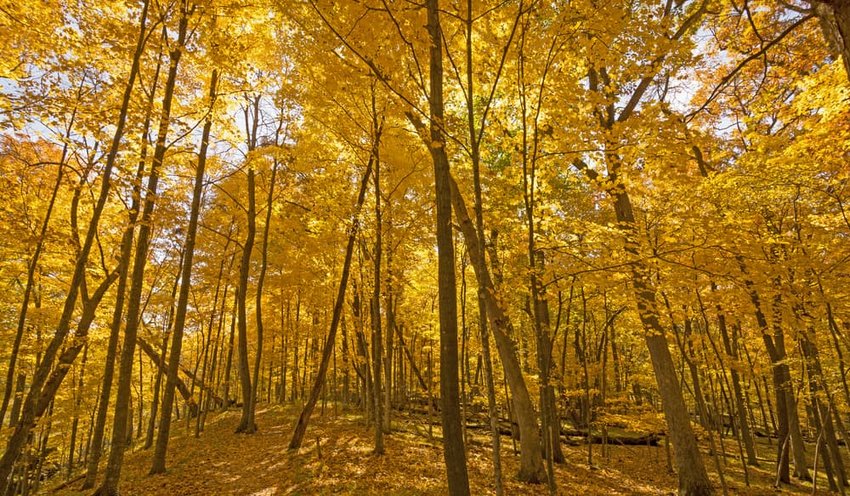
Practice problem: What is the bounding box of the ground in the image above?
[49,405,837,495]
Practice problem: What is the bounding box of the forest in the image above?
[1,0,849,494]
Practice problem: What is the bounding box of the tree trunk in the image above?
[289,150,375,450]
[742,272,793,481]
[444,175,545,483]
[8,373,25,428]
[370,94,385,454]
[148,68,218,476]
[234,95,261,434]
[97,10,189,493]
[144,329,170,449]
[426,2,470,493]
[717,309,758,465]
[223,292,237,408]
[800,327,848,487]
[610,185,712,496]
[250,154,279,430]
[0,125,70,427]
[384,240,394,433]
[235,165,257,433]
[814,0,850,80]
[0,271,116,492]
[0,0,149,487]
[66,342,88,479]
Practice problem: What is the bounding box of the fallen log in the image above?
[136,336,199,411]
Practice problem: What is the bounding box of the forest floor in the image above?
[49,404,836,495]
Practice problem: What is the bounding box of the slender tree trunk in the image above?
[33,400,55,493]
[8,373,25,429]
[234,95,261,434]
[384,236,394,433]
[801,326,848,487]
[517,17,564,470]
[770,297,810,481]
[250,153,279,430]
[717,308,758,465]
[204,254,233,420]
[97,10,189,493]
[149,68,218,474]
[741,268,793,481]
[370,94,385,454]
[235,165,257,433]
[141,237,184,454]
[289,150,376,450]
[0,114,73,427]
[443,175,545,483]
[223,292,237,409]
[0,271,116,492]
[0,0,149,487]
[281,297,289,404]
[66,342,88,479]
[144,329,170,449]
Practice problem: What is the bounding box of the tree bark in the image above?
[250,153,279,429]
[97,8,189,492]
[426,2,470,493]
[443,174,547,483]
[717,309,758,465]
[370,92,385,454]
[66,342,88,479]
[149,67,218,474]
[144,329,170,449]
[223,291,237,408]
[289,150,375,450]
[235,94,261,434]
[0,0,149,487]
[814,0,850,79]
[99,18,161,464]
[136,337,200,407]
[610,186,712,495]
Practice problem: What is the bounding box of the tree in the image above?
[149,67,219,474]
[425,1,470,493]
[0,0,151,487]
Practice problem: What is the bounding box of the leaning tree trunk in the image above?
[0,113,73,427]
[462,2,504,488]
[97,9,188,493]
[0,0,149,488]
[91,25,167,476]
[0,271,116,492]
[610,184,712,496]
[149,68,218,474]
[288,153,375,450]
[445,175,546,483]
